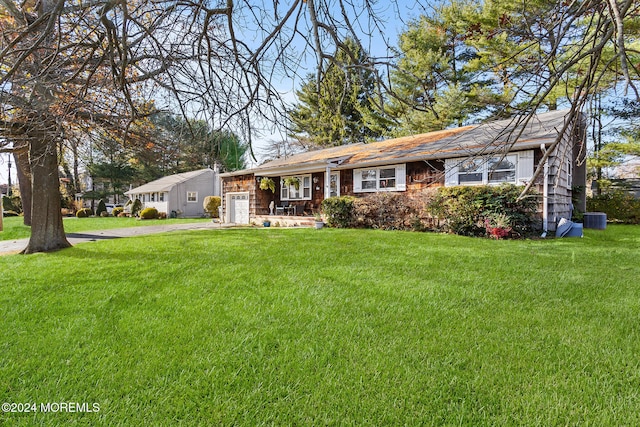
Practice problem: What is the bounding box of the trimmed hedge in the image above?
[321,196,356,228]
[322,185,539,239]
[353,192,424,231]
[139,207,159,220]
[587,191,640,224]
[76,208,93,218]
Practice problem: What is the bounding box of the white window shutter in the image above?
[517,150,535,184]
[354,169,362,192]
[444,158,459,187]
[396,164,407,191]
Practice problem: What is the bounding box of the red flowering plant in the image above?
[484,213,513,239]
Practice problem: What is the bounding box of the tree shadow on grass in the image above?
[54,230,216,261]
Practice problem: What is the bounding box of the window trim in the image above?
[187,191,198,203]
[354,164,406,193]
[280,174,312,201]
[446,154,523,187]
[487,155,517,184]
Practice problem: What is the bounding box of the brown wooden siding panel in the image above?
[406,160,444,192]
[341,169,354,196]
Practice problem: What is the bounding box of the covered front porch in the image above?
[220,158,350,224]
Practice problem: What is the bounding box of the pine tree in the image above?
[289,39,390,146]
[389,2,504,135]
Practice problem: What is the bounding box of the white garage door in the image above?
[229,192,250,224]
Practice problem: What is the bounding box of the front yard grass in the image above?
[0,225,639,425]
[0,216,212,241]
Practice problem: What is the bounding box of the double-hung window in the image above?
[187,191,198,202]
[354,164,406,192]
[445,151,532,187]
[458,159,484,184]
[281,174,312,201]
[488,156,517,184]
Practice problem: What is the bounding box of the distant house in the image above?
[125,168,220,217]
[220,110,587,230]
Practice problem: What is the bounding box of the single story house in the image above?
[220,110,587,231]
[125,167,220,217]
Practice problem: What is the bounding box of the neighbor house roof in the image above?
[125,168,214,195]
[222,110,581,177]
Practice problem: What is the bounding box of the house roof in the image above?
[222,110,580,177]
[125,168,214,195]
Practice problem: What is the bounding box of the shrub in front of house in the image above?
[427,185,540,238]
[139,207,159,220]
[321,196,357,228]
[112,207,124,217]
[76,208,93,218]
[96,200,107,217]
[353,193,419,231]
[587,190,640,224]
[131,199,142,217]
[203,196,221,218]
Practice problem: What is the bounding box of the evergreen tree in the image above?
[289,39,390,146]
[389,2,503,135]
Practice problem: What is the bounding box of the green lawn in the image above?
[1,225,639,425]
[0,216,212,241]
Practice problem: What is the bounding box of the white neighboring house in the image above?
[125,167,220,217]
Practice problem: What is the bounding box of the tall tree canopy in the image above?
[389,2,503,135]
[391,0,639,130]
[289,39,390,146]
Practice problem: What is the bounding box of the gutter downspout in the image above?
[541,143,549,238]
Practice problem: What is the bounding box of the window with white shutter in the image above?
[353,164,407,193]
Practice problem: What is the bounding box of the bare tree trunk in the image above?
[21,135,70,254]
[13,141,32,226]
